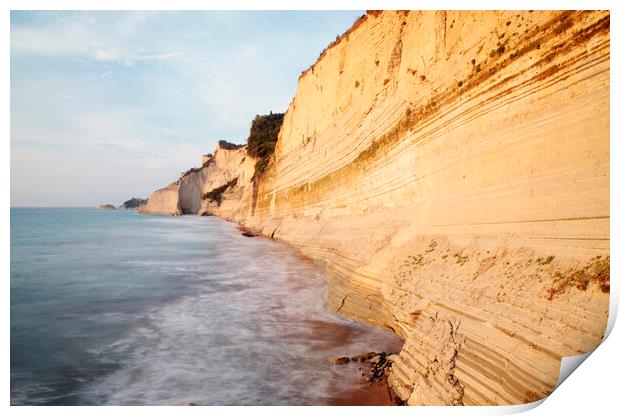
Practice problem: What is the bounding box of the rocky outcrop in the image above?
[95,204,116,210]
[118,197,147,209]
[142,10,610,405]
[139,182,181,215]
[140,142,247,215]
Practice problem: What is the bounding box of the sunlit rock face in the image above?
[140,142,247,216]
[143,10,610,405]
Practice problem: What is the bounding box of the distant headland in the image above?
[96,197,148,210]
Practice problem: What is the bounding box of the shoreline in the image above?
[233,220,405,404]
[329,379,396,406]
[327,352,405,406]
[245,224,405,405]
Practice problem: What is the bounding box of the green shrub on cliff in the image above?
[247,112,285,179]
[202,178,238,205]
[218,140,244,150]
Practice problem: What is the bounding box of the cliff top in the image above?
[299,10,393,79]
[217,140,244,151]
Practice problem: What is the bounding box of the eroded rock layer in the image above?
[140,142,247,216]
[142,10,610,405]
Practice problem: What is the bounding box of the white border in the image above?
[3,1,617,415]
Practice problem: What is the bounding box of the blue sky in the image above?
[10,11,361,207]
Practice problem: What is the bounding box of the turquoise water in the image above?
[11,208,400,405]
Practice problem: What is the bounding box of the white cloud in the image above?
[11,13,181,67]
[93,49,122,62]
[184,29,210,40]
[93,50,181,66]
[90,70,113,79]
[11,25,94,56]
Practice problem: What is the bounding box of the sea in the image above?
[10,208,401,405]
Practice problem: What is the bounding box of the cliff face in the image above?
[140,143,248,216]
[143,10,610,405]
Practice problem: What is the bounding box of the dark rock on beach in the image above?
[330,356,350,365]
[239,227,257,237]
[351,351,377,363]
[328,351,405,405]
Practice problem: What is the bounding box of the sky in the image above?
[10,11,361,207]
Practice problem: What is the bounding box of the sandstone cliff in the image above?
[140,142,247,216]
[143,10,610,405]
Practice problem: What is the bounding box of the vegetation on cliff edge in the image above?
[202,178,238,205]
[246,112,285,180]
[218,140,244,150]
[119,197,147,209]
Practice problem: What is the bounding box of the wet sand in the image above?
[328,379,396,406]
[300,316,403,406]
[242,235,405,405]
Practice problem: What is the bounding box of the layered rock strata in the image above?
[140,142,246,215]
[142,10,610,405]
